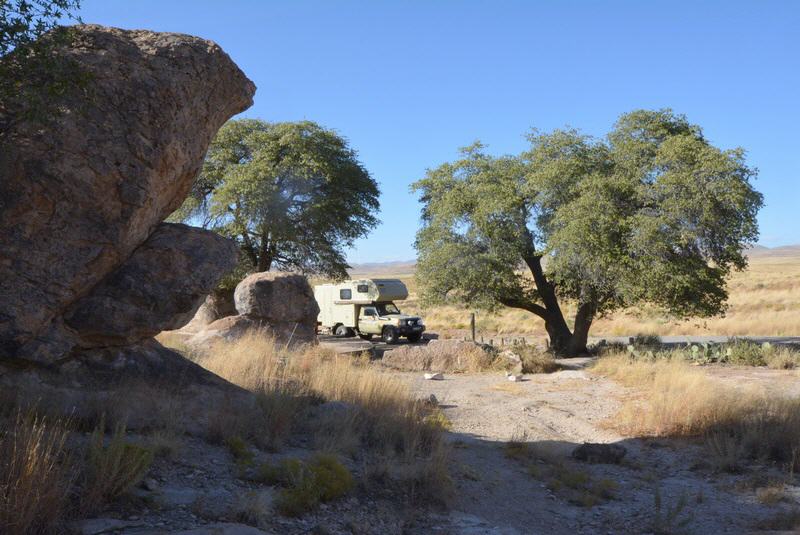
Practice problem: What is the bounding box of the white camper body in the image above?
[314,279,424,343]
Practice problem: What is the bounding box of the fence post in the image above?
[470,312,476,342]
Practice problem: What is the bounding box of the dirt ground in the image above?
[396,359,800,535]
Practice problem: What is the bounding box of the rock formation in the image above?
[0,24,255,396]
[187,272,320,350]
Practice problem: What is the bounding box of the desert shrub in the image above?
[632,334,662,347]
[268,455,354,516]
[80,423,153,514]
[725,338,766,366]
[423,408,452,432]
[765,347,800,369]
[651,487,692,534]
[232,490,271,527]
[225,436,254,466]
[0,412,73,535]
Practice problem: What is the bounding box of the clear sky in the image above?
[75,0,799,263]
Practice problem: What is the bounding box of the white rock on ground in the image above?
[424,372,444,380]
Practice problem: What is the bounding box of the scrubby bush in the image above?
[80,423,153,514]
[264,455,354,516]
[725,338,767,366]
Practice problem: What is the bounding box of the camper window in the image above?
[357,284,369,293]
[339,289,352,300]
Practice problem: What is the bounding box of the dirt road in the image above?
[395,362,798,534]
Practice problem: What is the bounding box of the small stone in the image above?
[424,372,444,380]
[142,477,159,492]
[428,393,439,405]
[508,374,522,382]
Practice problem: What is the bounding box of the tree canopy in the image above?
[174,119,380,281]
[413,109,763,355]
[0,1,85,134]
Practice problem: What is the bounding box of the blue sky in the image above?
[75,0,799,262]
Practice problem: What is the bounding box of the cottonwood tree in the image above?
[413,109,763,356]
[174,119,380,280]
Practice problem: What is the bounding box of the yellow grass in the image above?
[593,353,800,470]
[378,252,800,338]
[0,413,73,535]
[193,333,451,499]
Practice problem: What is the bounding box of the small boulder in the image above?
[424,372,444,380]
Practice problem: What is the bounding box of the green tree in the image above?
[0,1,85,134]
[413,109,763,356]
[174,119,380,280]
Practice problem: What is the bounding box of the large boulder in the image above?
[64,223,239,347]
[187,272,320,350]
[181,288,237,334]
[0,25,255,361]
[233,272,320,344]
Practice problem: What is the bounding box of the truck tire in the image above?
[358,333,373,341]
[407,332,422,343]
[382,326,399,344]
[334,324,350,337]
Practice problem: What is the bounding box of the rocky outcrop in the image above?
[181,289,237,334]
[0,25,255,366]
[65,223,238,347]
[187,272,320,350]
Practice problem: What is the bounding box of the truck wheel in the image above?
[407,333,422,343]
[382,326,399,344]
[358,333,373,341]
[334,324,349,337]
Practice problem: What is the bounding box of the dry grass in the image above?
[0,412,74,535]
[593,353,800,471]
[193,333,451,502]
[79,422,154,515]
[368,252,800,338]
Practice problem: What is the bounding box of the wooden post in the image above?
[470,312,476,342]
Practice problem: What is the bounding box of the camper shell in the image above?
[314,279,424,343]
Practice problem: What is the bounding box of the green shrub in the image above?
[225,436,254,466]
[309,454,354,501]
[424,409,452,432]
[271,455,354,516]
[726,338,766,366]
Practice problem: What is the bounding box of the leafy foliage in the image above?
[172,119,380,280]
[413,109,763,354]
[0,1,87,134]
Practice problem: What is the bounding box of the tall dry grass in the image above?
[193,333,451,500]
[593,353,800,470]
[0,413,73,534]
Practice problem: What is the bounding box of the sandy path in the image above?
[394,363,796,534]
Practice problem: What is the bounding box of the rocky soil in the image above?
[70,357,800,535]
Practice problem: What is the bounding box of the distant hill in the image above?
[348,260,416,277]
[347,245,800,278]
[746,244,800,257]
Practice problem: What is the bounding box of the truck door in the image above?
[358,306,380,334]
